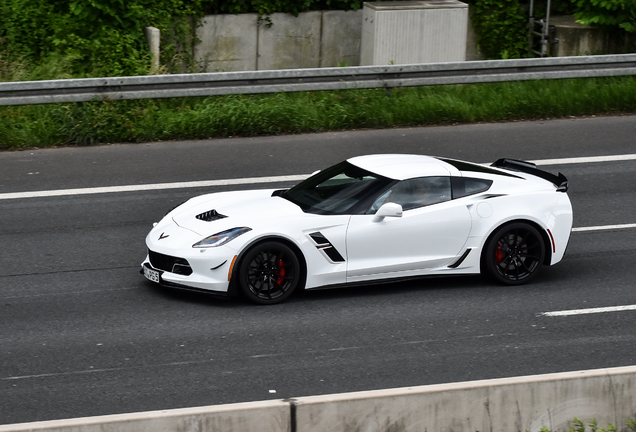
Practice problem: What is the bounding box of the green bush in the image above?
[465,0,528,59]
[0,0,203,77]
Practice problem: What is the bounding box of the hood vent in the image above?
[196,209,227,222]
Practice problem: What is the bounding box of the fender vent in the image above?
[448,249,472,268]
[196,210,227,222]
[309,232,345,263]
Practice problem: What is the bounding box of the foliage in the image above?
[0,0,368,78]
[464,0,528,59]
[0,0,205,77]
[1,76,635,150]
[572,0,636,32]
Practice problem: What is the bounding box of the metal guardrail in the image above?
[1,54,635,106]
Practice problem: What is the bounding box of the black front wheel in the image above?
[483,223,545,285]
[237,241,301,304]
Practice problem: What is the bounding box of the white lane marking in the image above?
[1,359,215,381]
[531,154,636,166]
[541,305,636,317]
[0,174,309,200]
[1,153,635,201]
[573,223,636,232]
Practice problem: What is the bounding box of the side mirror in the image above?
[373,202,403,222]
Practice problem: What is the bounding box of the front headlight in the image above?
[192,227,252,248]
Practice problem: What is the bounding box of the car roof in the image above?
[347,154,459,180]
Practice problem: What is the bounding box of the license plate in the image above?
[144,266,160,283]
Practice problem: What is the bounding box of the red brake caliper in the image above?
[277,259,286,285]
[495,244,503,262]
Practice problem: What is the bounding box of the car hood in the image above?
[169,189,303,236]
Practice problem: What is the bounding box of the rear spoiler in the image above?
[491,158,569,192]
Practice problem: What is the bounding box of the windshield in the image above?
[283,161,394,215]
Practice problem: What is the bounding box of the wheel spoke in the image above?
[519,259,532,272]
[518,230,530,246]
[265,277,273,299]
[272,279,286,291]
[499,250,512,262]
[525,241,539,251]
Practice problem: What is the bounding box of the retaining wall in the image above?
[194,10,364,72]
[2,366,635,432]
[193,8,481,72]
[165,10,634,73]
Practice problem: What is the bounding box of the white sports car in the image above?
[142,154,572,304]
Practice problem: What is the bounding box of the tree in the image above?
[572,0,636,32]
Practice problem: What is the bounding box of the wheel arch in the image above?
[479,219,552,273]
[228,235,308,296]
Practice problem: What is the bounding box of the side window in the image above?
[451,177,493,199]
[369,177,451,212]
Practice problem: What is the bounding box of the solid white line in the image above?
[572,223,636,232]
[2,153,635,201]
[0,174,309,200]
[541,305,636,317]
[531,154,636,166]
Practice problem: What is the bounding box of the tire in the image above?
[483,222,545,285]
[237,241,301,304]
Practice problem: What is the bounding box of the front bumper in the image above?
[142,221,238,293]
[141,250,233,294]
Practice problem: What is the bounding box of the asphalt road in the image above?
[1,115,636,425]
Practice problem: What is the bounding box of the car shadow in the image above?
[139,271,557,307]
[292,274,490,303]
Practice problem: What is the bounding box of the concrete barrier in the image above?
[295,366,636,432]
[0,400,290,432]
[2,366,635,432]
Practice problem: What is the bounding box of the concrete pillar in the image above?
[144,26,161,73]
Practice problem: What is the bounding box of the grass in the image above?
[540,418,636,432]
[1,75,635,150]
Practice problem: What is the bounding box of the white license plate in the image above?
[144,266,160,283]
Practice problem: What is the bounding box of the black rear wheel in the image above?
[238,241,301,304]
[483,222,545,285]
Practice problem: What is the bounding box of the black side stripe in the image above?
[309,232,345,262]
